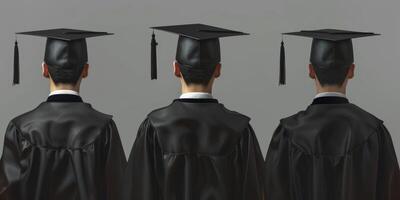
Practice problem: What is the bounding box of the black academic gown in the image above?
[0,94,127,200]
[265,97,400,200]
[123,99,265,200]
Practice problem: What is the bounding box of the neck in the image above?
[316,85,346,95]
[181,85,212,94]
[50,82,80,93]
[315,79,348,95]
[180,79,213,94]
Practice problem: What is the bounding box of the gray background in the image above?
[0,0,399,158]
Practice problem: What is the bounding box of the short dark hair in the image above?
[312,64,351,86]
[179,64,216,86]
[47,64,85,85]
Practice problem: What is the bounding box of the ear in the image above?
[347,64,355,79]
[173,61,182,78]
[42,62,50,78]
[81,64,89,79]
[308,64,316,79]
[214,63,221,78]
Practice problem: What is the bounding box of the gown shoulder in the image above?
[278,103,385,155]
[147,100,250,129]
[9,102,114,149]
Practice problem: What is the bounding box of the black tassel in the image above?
[151,31,158,80]
[279,40,286,85]
[13,39,20,85]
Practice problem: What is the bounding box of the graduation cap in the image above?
[279,29,379,85]
[13,28,113,85]
[149,23,249,80]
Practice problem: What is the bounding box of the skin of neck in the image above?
[315,78,348,95]
[180,78,214,94]
[49,78,81,93]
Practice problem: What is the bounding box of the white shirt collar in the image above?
[314,92,346,99]
[49,90,80,97]
[179,92,213,99]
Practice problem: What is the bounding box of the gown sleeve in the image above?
[264,124,291,200]
[0,122,23,200]
[104,119,127,200]
[240,125,265,200]
[376,124,400,200]
[123,118,162,200]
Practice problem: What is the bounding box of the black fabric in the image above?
[16,29,112,70]
[311,96,349,105]
[279,40,286,85]
[265,103,400,200]
[176,36,221,69]
[123,100,265,200]
[0,102,127,200]
[173,98,219,103]
[13,41,20,85]
[152,24,248,40]
[44,38,88,69]
[282,29,378,72]
[151,32,158,80]
[16,29,112,41]
[151,24,248,75]
[310,38,354,70]
[283,29,378,41]
[46,94,83,102]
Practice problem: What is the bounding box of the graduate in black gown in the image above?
[265,29,400,200]
[123,24,265,200]
[0,29,127,200]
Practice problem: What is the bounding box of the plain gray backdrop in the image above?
[0,0,399,158]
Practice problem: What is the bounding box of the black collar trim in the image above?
[173,98,219,103]
[311,96,349,105]
[46,94,83,103]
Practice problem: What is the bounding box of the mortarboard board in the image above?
[279,29,379,85]
[149,24,249,80]
[13,28,113,85]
